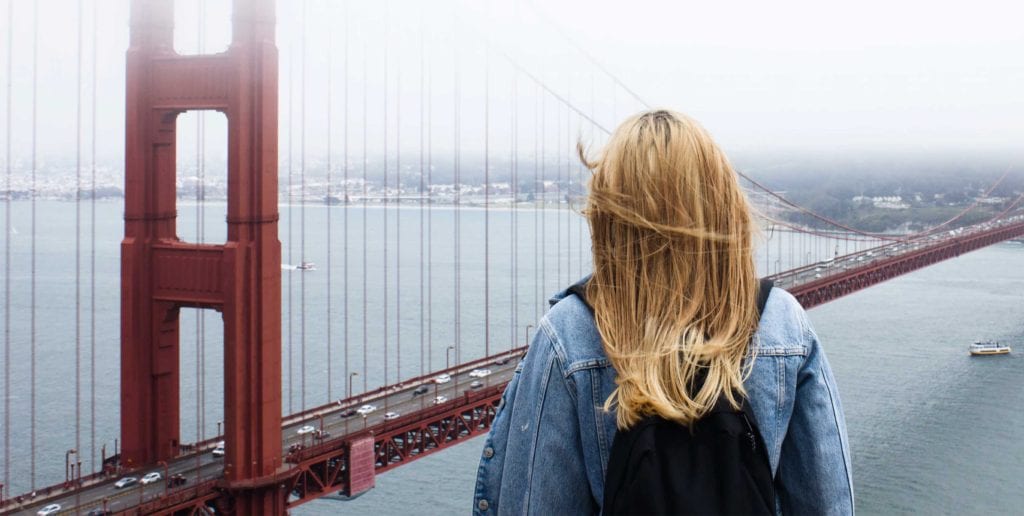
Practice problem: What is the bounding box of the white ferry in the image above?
[969,340,1011,356]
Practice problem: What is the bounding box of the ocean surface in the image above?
[2,200,1023,514]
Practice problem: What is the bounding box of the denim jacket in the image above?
[473,279,854,515]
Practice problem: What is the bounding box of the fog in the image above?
[1,0,1022,175]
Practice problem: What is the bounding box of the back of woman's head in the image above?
[581,109,759,429]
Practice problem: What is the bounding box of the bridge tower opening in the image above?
[121,0,284,513]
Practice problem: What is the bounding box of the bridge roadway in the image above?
[2,349,523,515]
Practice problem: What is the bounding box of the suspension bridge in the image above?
[1,1,1023,514]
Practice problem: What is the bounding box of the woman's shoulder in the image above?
[751,287,814,357]
[540,279,611,371]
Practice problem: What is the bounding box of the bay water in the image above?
[1,200,1022,514]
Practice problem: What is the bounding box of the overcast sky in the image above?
[1,0,1022,173]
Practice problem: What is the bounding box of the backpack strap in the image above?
[569,278,774,319]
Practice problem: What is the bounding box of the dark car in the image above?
[167,474,188,488]
[86,509,111,516]
[492,357,511,366]
[412,385,430,396]
[339,408,357,418]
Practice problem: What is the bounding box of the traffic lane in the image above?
[11,451,222,515]
[284,359,521,441]
[314,367,518,438]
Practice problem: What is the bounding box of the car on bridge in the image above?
[357,404,377,416]
[384,412,400,421]
[340,407,358,418]
[114,476,138,489]
[432,395,448,405]
[141,472,162,485]
[167,473,188,488]
[469,369,491,378]
[296,425,316,435]
[212,440,225,457]
[434,373,452,384]
[470,380,484,390]
[36,504,61,516]
[413,385,430,396]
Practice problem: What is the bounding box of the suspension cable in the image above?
[286,17,294,414]
[382,2,389,399]
[300,0,307,412]
[342,0,350,399]
[419,5,425,376]
[484,39,490,357]
[325,0,333,402]
[75,0,83,492]
[89,0,97,473]
[30,0,37,489]
[3,0,12,494]
[361,31,368,393]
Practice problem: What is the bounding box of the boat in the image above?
[969,340,1011,356]
[296,261,317,271]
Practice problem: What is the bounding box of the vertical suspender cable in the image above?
[325,1,333,402]
[2,0,11,493]
[426,41,433,373]
[286,16,294,414]
[30,0,37,489]
[342,0,350,398]
[194,0,203,476]
[484,39,490,357]
[89,0,98,471]
[554,95,560,287]
[453,10,461,365]
[565,98,570,281]
[418,6,425,376]
[361,34,368,393]
[300,0,308,411]
[539,91,545,311]
[510,63,518,351]
[395,9,402,382]
[382,3,389,393]
[533,86,539,325]
[196,0,207,445]
[75,0,83,488]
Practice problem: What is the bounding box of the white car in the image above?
[37,504,62,516]
[114,476,138,489]
[212,441,225,457]
[469,369,491,378]
[356,404,377,416]
[141,472,162,485]
[432,395,448,405]
[296,425,316,435]
[434,373,451,384]
[384,412,400,421]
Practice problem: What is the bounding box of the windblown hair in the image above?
[581,110,760,429]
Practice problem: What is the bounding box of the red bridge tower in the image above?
[121,0,284,512]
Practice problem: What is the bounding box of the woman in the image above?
[473,110,853,515]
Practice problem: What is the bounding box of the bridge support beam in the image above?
[122,0,284,513]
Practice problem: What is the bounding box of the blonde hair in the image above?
[580,110,760,429]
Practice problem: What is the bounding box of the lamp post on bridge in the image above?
[525,324,533,347]
[158,460,168,497]
[348,372,359,399]
[65,449,77,486]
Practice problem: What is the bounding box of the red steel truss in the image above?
[789,221,1024,308]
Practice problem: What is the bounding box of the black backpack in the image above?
[567,278,775,516]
